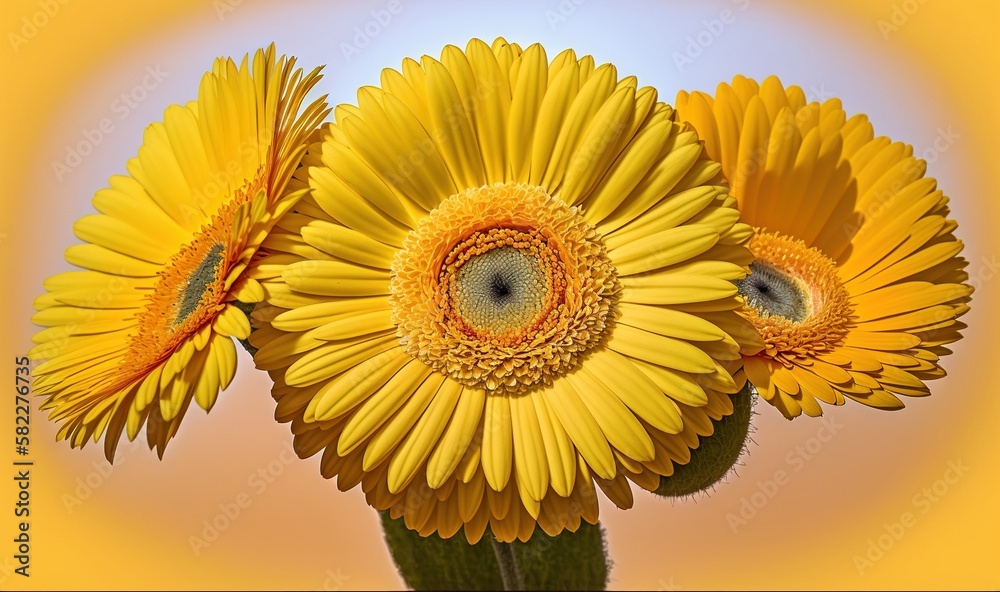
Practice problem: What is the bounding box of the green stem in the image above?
[490,537,523,591]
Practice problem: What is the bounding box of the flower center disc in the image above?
[737,230,853,360]
[115,169,266,387]
[446,231,564,346]
[736,261,811,323]
[390,182,620,393]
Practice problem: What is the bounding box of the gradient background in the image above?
[1,0,998,589]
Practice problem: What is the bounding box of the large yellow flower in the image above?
[675,75,972,418]
[30,45,329,460]
[250,38,762,543]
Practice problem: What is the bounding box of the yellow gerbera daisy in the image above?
[30,45,329,460]
[250,38,762,543]
[675,75,972,418]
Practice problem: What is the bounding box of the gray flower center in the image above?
[453,246,548,333]
[175,243,225,326]
[735,262,810,322]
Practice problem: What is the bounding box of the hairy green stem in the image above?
[490,537,524,591]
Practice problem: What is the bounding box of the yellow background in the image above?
[1,0,997,589]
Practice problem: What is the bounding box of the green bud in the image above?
[654,383,754,497]
[379,511,609,590]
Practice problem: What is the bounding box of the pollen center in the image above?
[390,182,620,393]
[114,167,266,389]
[736,262,810,322]
[176,243,226,326]
[446,230,565,346]
[739,230,853,361]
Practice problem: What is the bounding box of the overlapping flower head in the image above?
[249,38,763,543]
[675,75,971,418]
[30,45,330,460]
